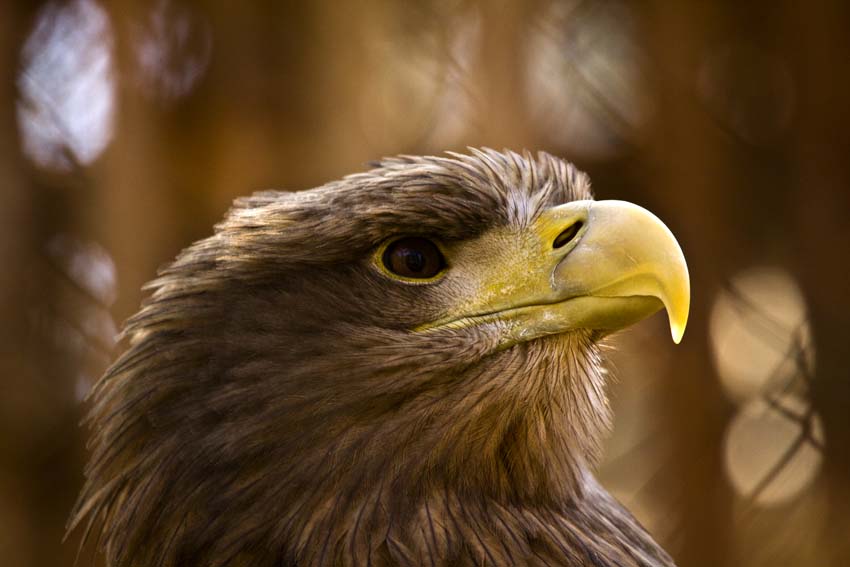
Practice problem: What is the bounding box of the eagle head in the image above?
[72,149,689,566]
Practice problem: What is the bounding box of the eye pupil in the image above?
[382,237,446,280]
[405,250,425,273]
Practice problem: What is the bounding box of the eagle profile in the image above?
[70,149,689,566]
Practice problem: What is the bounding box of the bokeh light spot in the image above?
[710,266,814,402]
[47,235,117,306]
[16,0,115,171]
[525,1,649,158]
[132,0,213,102]
[724,395,823,507]
[358,4,478,150]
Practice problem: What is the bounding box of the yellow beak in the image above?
[542,199,690,343]
[419,200,690,346]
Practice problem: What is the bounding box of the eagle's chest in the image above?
[283,490,674,567]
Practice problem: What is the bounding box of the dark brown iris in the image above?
[382,237,446,279]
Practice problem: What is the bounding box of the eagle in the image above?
[70,149,689,567]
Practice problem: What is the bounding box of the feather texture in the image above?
[70,149,674,566]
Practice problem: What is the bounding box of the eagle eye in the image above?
[381,237,446,280]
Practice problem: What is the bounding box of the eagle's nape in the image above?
[69,148,689,566]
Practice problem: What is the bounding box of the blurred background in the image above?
[1,1,849,565]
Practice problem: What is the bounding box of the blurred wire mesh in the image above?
[1,1,848,566]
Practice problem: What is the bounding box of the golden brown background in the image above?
[1,1,848,566]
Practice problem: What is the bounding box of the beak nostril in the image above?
[553,221,583,249]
